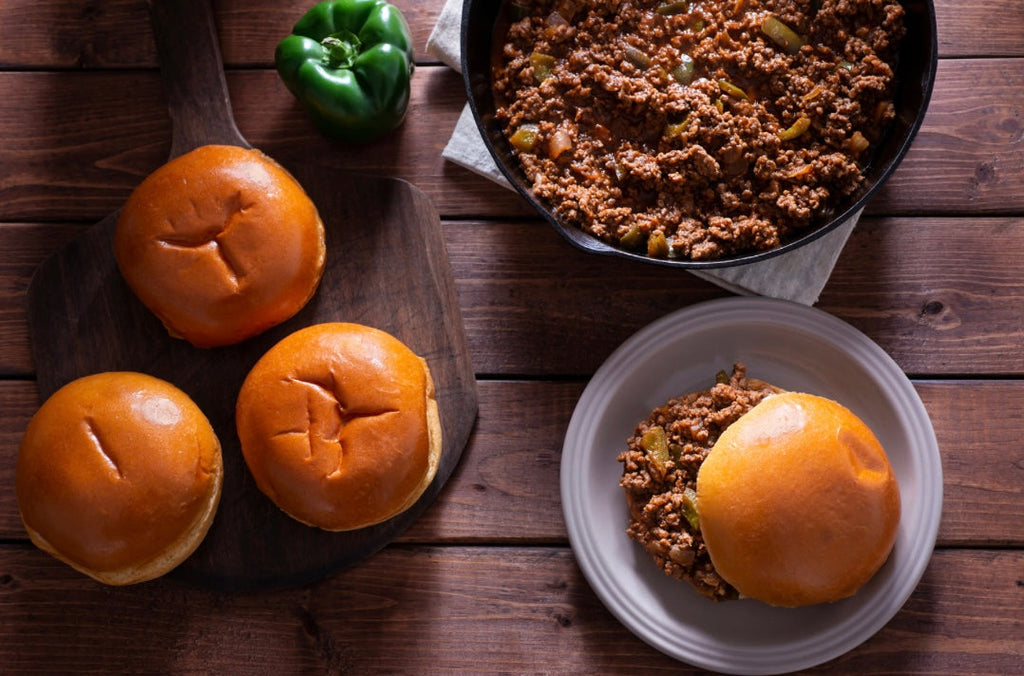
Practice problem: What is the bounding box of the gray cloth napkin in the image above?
[427,0,858,305]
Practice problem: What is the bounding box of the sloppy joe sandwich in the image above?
[618,364,900,606]
[114,144,326,348]
[236,322,442,532]
[16,372,223,585]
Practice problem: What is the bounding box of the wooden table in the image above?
[1,1,1021,672]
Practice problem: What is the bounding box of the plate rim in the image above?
[560,297,943,674]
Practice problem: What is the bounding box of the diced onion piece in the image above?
[548,128,573,159]
[802,84,825,103]
[546,11,568,27]
[623,45,651,69]
[761,15,806,54]
[847,130,870,155]
[786,163,814,179]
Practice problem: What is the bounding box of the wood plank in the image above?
[1,0,1021,68]
[2,380,1022,547]
[867,59,1024,216]
[0,0,443,70]
[0,223,85,378]
[0,545,1020,674]
[4,215,1023,378]
[822,216,1024,375]
[0,60,1022,221]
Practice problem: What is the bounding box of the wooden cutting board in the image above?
[25,0,478,590]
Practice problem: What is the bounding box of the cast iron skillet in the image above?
[461,0,937,269]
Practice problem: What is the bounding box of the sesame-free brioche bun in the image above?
[236,323,442,532]
[16,372,223,585]
[695,392,900,607]
[114,144,326,348]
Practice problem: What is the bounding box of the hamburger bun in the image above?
[16,372,223,585]
[114,144,326,348]
[236,322,442,531]
[696,391,900,607]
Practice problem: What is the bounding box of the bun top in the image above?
[695,392,900,607]
[236,323,442,532]
[114,144,326,348]
[16,372,223,585]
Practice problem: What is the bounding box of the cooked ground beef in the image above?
[492,0,905,260]
[617,364,781,599]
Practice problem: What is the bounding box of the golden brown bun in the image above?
[236,323,442,531]
[114,144,326,348]
[696,392,900,607]
[16,372,223,585]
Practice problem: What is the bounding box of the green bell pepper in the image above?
[275,0,414,144]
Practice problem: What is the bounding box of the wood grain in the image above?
[3,216,1023,379]
[1,0,1022,672]
[2,380,1022,547]
[1,59,1022,222]
[1,0,1022,68]
[0,546,1020,674]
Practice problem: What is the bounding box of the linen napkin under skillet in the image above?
[426,0,861,305]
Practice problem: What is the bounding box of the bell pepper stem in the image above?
[321,31,361,69]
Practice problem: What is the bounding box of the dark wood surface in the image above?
[1,0,1022,673]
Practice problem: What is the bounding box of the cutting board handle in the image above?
[148,0,250,158]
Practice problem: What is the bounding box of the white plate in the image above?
[561,297,942,675]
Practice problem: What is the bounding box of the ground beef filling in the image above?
[493,0,905,260]
[617,364,781,600]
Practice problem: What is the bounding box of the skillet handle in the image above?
[148,0,250,158]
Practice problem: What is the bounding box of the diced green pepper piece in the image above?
[619,224,643,249]
[718,78,750,101]
[664,114,691,139]
[670,54,695,84]
[761,15,806,54]
[669,443,685,462]
[509,123,540,152]
[647,231,670,258]
[641,425,671,465]
[681,486,700,530]
[530,51,556,82]
[778,115,811,141]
